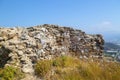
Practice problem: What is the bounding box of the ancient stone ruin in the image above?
[0,24,104,73]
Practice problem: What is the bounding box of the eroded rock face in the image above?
[0,24,104,73]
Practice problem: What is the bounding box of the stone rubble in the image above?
[0,24,104,73]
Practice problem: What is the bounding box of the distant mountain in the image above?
[104,42,120,50]
[103,32,120,43]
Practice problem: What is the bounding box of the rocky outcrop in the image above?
[0,24,104,73]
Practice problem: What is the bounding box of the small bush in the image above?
[52,56,67,67]
[35,60,52,78]
[52,56,79,68]
[0,66,24,80]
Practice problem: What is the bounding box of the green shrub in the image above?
[0,66,24,80]
[35,60,52,78]
[52,56,67,67]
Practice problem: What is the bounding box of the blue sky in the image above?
[0,0,120,41]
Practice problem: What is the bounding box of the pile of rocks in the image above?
[0,24,104,73]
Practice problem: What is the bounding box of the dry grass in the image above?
[35,56,120,80]
[35,60,52,78]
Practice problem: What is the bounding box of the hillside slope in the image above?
[104,42,120,50]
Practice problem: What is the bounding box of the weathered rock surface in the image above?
[0,24,104,74]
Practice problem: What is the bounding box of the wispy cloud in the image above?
[101,21,111,26]
[95,21,113,32]
[84,21,119,33]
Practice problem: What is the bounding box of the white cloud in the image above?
[101,21,111,26]
[80,21,120,41]
[82,21,120,34]
[95,21,112,32]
